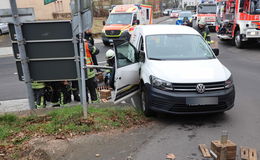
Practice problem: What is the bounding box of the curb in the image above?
[0,47,13,57]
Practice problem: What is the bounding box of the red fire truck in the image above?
[216,0,260,48]
[195,3,217,30]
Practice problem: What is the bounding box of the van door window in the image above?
[138,36,144,51]
[116,42,137,68]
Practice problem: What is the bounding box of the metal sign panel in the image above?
[9,21,72,41]
[72,10,93,34]
[10,21,78,82]
[12,41,75,59]
[44,0,57,5]
[70,0,92,15]
[0,0,11,9]
[0,8,35,23]
[16,60,78,81]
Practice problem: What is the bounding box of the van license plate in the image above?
[186,97,218,106]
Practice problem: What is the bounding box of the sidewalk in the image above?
[0,99,29,113]
[0,47,12,57]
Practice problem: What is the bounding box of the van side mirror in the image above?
[139,51,145,62]
[212,48,219,56]
[239,8,243,12]
[103,21,106,26]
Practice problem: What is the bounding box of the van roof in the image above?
[111,4,138,13]
[137,25,200,36]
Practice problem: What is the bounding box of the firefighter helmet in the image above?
[199,17,206,25]
[106,49,115,60]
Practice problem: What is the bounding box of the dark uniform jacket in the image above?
[193,25,211,42]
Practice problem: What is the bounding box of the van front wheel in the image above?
[141,85,154,117]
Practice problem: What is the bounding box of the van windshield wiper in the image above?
[149,58,165,60]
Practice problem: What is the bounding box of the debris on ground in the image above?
[199,131,258,160]
[241,147,257,160]
[166,153,176,160]
[199,144,211,158]
[211,140,237,160]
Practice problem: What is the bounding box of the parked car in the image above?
[163,9,172,16]
[112,25,235,116]
[176,11,193,25]
[0,23,9,35]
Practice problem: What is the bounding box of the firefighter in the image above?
[84,29,101,72]
[31,81,46,108]
[48,82,60,107]
[182,17,192,27]
[71,81,80,102]
[85,40,100,103]
[193,17,212,44]
[47,81,71,107]
[104,49,115,88]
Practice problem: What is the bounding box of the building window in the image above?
[55,0,64,12]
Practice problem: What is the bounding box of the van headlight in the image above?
[224,76,233,88]
[150,75,173,91]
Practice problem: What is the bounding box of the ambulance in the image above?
[102,4,153,46]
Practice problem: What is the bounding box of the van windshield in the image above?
[250,0,260,14]
[146,34,215,60]
[198,5,217,14]
[179,12,192,18]
[106,13,133,25]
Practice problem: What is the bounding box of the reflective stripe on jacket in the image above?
[85,42,95,79]
[32,82,45,89]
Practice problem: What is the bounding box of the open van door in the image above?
[113,40,141,106]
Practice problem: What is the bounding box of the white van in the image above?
[112,25,235,116]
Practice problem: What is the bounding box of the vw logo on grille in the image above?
[111,30,115,34]
[196,84,205,94]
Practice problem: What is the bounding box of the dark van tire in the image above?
[141,84,155,117]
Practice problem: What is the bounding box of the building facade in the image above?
[16,0,71,20]
[12,0,161,20]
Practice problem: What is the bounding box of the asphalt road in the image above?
[59,18,260,159]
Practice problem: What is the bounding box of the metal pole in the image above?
[72,27,83,105]
[77,0,88,118]
[9,0,35,110]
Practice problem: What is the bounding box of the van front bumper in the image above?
[102,32,130,44]
[145,84,235,114]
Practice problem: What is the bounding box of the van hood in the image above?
[103,24,131,31]
[145,59,231,83]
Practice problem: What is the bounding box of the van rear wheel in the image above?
[141,84,154,117]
